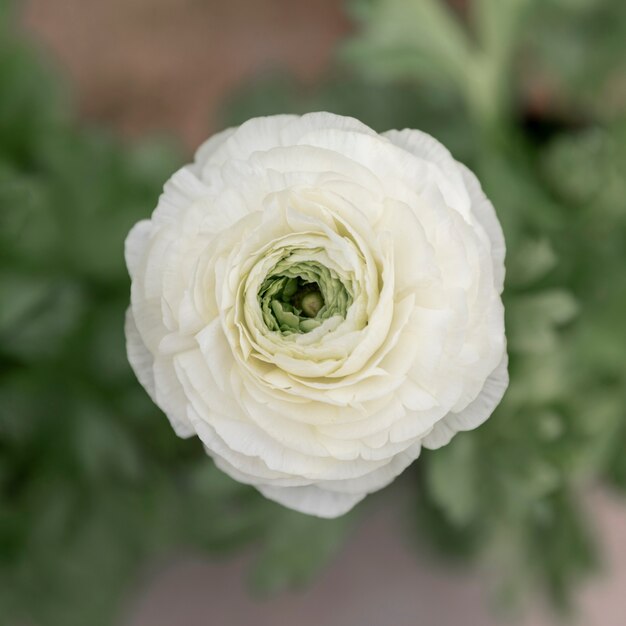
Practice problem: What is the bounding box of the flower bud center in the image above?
[299,289,324,318]
[256,256,352,335]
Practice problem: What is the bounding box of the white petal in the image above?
[126,309,195,439]
[258,483,365,519]
[153,357,196,438]
[125,308,156,402]
[383,128,471,217]
[204,112,377,168]
[192,126,236,170]
[422,352,509,449]
[457,161,506,293]
[124,220,152,280]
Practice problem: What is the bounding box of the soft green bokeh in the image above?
[1,1,625,624]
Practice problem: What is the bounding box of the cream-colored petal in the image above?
[257,483,365,519]
[422,352,509,449]
[125,309,195,438]
[124,220,153,280]
[125,309,156,402]
[457,162,506,294]
[383,128,470,217]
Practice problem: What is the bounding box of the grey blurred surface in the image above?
[124,489,626,626]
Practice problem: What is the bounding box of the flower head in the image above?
[125,113,507,517]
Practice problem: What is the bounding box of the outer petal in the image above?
[256,441,421,518]
[457,162,506,293]
[202,112,377,169]
[384,128,505,293]
[383,128,470,217]
[192,126,236,170]
[257,483,365,519]
[125,309,156,402]
[422,352,509,449]
[125,309,195,438]
[124,220,153,280]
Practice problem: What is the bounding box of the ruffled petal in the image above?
[422,352,509,449]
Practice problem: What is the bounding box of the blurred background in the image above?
[1,0,626,624]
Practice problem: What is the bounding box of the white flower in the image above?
[125,112,507,518]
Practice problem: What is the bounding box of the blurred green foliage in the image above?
[1,0,626,624]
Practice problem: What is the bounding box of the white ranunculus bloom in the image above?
[125,112,508,518]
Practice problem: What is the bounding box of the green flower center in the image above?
[258,255,352,334]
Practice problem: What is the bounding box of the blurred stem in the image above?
[464,56,510,142]
[463,0,534,142]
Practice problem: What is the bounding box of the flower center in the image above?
[257,256,352,334]
[299,289,324,318]
[285,279,325,318]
